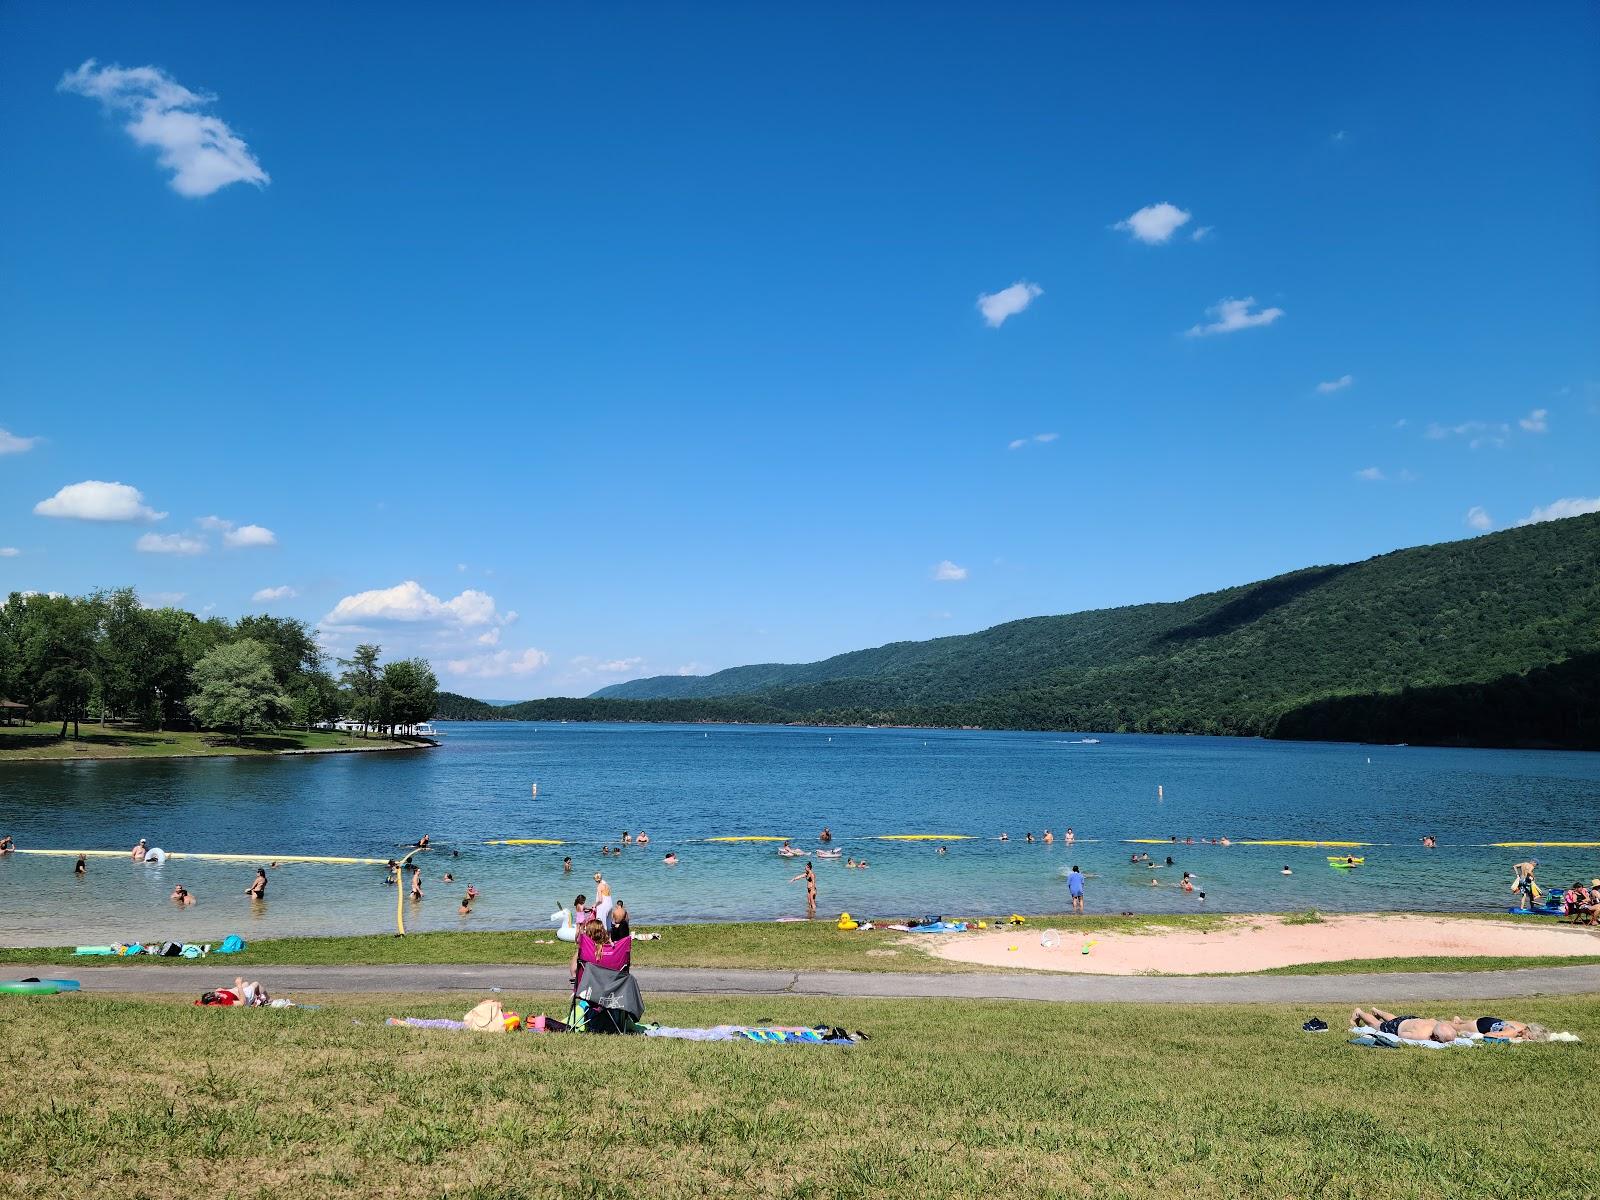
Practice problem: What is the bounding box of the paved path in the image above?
[16,962,1600,1003]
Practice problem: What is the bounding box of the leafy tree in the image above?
[188,639,291,739]
[233,614,323,695]
[381,657,440,733]
[339,643,383,735]
[18,594,99,738]
[290,669,343,731]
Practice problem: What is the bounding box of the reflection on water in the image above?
[1,723,1597,945]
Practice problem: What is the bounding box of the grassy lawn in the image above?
[0,992,1594,1199]
[0,915,1230,972]
[0,721,425,761]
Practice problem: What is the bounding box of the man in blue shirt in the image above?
[1067,865,1085,914]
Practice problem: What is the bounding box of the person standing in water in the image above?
[1067,865,1086,914]
[790,862,817,917]
[74,853,87,876]
[562,856,572,874]
[819,826,833,844]
[410,866,424,900]
[245,868,267,900]
[131,839,148,862]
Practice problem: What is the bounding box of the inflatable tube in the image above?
[484,839,565,846]
[707,836,791,842]
[1492,841,1600,848]
[551,908,577,943]
[144,848,167,866]
[1507,906,1565,917]
[1328,862,1359,870]
[1326,856,1365,864]
[875,835,975,841]
[0,981,69,995]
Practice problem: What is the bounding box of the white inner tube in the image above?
[144,848,167,866]
[551,908,577,943]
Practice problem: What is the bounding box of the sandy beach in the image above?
[923,913,1600,974]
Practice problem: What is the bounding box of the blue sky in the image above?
[2,4,1596,698]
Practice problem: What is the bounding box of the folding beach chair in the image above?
[566,935,643,1034]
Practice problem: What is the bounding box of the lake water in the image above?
[2,722,1598,946]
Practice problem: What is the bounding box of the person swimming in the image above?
[663,852,678,865]
[1281,865,1293,875]
[936,845,947,855]
[442,872,454,883]
[171,885,195,906]
[999,832,1009,842]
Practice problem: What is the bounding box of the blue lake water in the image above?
[2,722,1598,945]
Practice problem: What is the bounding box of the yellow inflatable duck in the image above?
[836,912,859,931]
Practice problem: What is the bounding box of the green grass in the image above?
[0,992,1594,1199]
[0,721,426,761]
[0,914,1233,972]
[1250,953,1600,976]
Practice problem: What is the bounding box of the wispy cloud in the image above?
[59,59,269,198]
[1465,506,1493,531]
[0,428,40,455]
[1317,374,1354,394]
[34,480,166,522]
[1425,421,1510,450]
[142,591,187,608]
[252,585,297,602]
[1518,408,1549,433]
[444,647,550,678]
[1516,496,1600,526]
[0,548,19,558]
[1354,467,1384,481]
[136,532,206,555]
[932,560,969,582]
[1186,297,1283,337]
[1008,432,1059,450]
[1114,202,1192,245]
[197,515,277,547]
[977,281,1042,328]
[1190,226,1213,242]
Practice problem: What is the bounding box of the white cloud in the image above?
[223,523,276,548]
[476,627,501,646]
[675,663,708,676]
[136,532,207,555]
[0,428,40,455]
[323,580,506,628]
[1519,408,1549,433]
[595,657,645,673]
[196,515,232,531]
[1008,432,1059,450]
[1354,467,1384,481]
[1465,506,1493,531]
[34,480,166,522]
[1187,297,1284,337]
[933,560,969,582]
[1190,226,1213,242]
[456,562,468,572]
[1317,374,1354,394]
[58,59,269,198]
[977,281,1042,328]
[251,585,297,602]
[1515,496,1600,526]
[1115,202,1192,245]
[141,591,187,608]
[0,547,19,557]
[1425,421,1509,450]
[444,647,550,678]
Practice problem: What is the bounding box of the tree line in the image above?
[0,588,438,740]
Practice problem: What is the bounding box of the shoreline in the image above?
[0,723,436,764]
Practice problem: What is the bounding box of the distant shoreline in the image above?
[0,723,436,764]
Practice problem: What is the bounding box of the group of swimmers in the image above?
[999,827,1078,844]
[600,831,651,856]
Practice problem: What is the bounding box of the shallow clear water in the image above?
[2,723,1598,945]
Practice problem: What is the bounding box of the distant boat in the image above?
[1080,738,1101,745]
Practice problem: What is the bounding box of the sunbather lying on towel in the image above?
[1447,1015,1549,1041]
[1351,1008,1459,1043]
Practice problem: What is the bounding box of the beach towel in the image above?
[1347,1027,1474,1050]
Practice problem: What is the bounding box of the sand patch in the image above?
[923,914,1600,975]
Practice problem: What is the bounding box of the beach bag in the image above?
[462,999,508,1032]
[160,941,183,958]
[217,935,246,955]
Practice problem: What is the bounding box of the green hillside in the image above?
[566,515,1600,748]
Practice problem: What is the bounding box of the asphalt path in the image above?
[14,962,1600,1003]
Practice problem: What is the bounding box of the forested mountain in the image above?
[560,515,1600,748]
[434,691,500,721]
